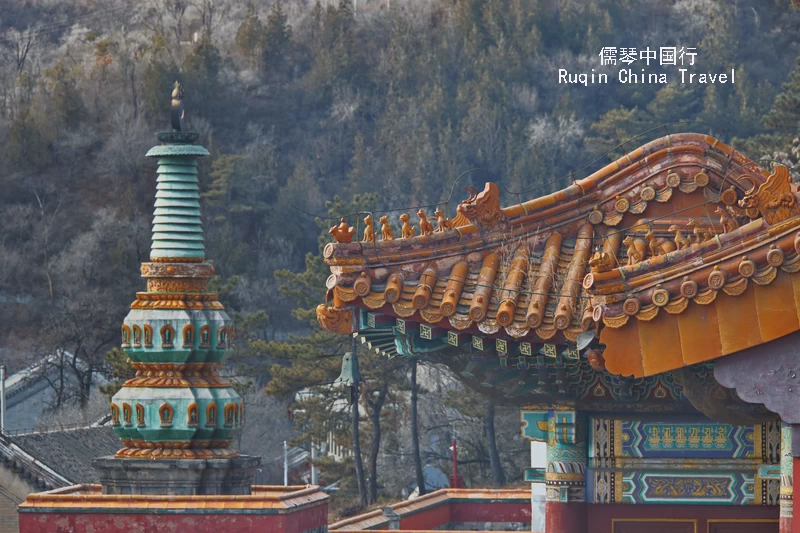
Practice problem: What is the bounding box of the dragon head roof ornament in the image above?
[453,182,508,232]
[738,165,799,224]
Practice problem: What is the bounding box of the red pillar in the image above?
[546,501,587,533]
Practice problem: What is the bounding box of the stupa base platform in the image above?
[18,483,328,533]
[92,455,261,495]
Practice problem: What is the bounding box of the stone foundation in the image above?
[92,455,260,495]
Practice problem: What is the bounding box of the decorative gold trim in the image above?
[326,257,367,266]
[141,262,214,278]
[694,290,718,305]
[131,300,225,310]
[636,304,659,321]
[603,211,623,226]
[505,323,530,339]
[134,293,219,302]
[449,315,473,330]
[535,326,558,339]
[629,199,647,214]
[115,446,238,459]
[603,314,629,328]
[392,303,416,318]
[655,186,673,202]
[545,472,585,482]
[124,363,230,388]
[479,319,501,335]
[563,328,581,343]
[149,257,205,263]
[753,266,777,286]
[335,286,357,302]
[664,297,688,314]
[781,254,800,273]
[362,293,386,309]
[420,309,443,324]
[722,278,748,296]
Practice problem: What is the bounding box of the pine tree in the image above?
[764,58,800,133]
[584,106,649,158]
[699,4,736,71]
[7,111,50,171]
[235,4,266,68]
[264,0,292,81]
[44,59,86,132]
[645,83,701,129]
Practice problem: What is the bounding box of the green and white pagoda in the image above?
[93,83,259,495]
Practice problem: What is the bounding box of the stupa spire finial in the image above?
[145,82,209,262]
[171,81,184,132]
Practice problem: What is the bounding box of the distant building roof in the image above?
[2,352,109,433]
[0,426,120,491]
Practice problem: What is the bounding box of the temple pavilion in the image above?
[317,133,800,533]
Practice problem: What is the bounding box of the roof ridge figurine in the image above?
[329,217,354,243]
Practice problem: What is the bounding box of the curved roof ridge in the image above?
[324,133,766,269]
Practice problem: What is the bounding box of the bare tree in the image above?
[410,358,426,495]
[32,186,63,301]
[192,0,232,41]
[141,0,191,64]
[0,26,39,119]
[363,381,388,504]
[485,398,506,486]
[2,27,37,75]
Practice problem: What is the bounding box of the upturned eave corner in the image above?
[316,303,355,335]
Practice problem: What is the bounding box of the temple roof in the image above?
[318,133,800,381]
[1,426,120,490]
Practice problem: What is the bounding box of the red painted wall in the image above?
[589,504,779,533]
[397,500,530,530]
[397,503,451,530]
[451,501,531,523]
[547,501,586,533]
[19,507,327,533]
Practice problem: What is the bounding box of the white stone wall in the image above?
[530,440,546,533]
